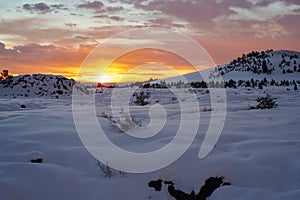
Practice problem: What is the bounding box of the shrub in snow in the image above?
[97,161,125,177]
[97,161,113,177]
[30,158,43,163]
[202,107,214,112]
[100,111,142,132]
[134,91,151,106]
[250,93,277,110]
[115,112,142,132]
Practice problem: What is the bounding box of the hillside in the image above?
[150,50,300,90]
[0,74,90,98]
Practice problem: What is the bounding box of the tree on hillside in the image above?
[262,60,268,74]
[293,80,298,91]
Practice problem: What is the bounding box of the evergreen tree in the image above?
[270,79,275,86]
[262,60,268,73]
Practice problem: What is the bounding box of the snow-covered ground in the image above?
[1,50,299,199]
[0,86,300,200]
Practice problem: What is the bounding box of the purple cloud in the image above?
[75,35,91,40]
[65,23,77,28]
[77,1,104,10]
[94,15,124,21]
[227,1,300,21]
[23,3,50,13]
[22,2,67,14]
[51,4,68,10]
[94,5,124,13]
[146,18,185,29]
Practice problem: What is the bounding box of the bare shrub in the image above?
[100,110,142,132]
[97,161,126,178]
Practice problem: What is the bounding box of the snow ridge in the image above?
[0,74,78,98]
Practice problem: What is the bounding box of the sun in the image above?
[97,75,114,83]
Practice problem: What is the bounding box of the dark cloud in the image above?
[146,18,185,29]
[77,1,104,10]
[22,3,67,14]
[94,15,124,21]
[65,23,77,28]
[94,5,124,13]
[51,4,68,10]
[112,0,147,6]
[108,16,124,21]
[78,2,124,15]
[75,35,91,40]
[23,3,50,13]
[74,36,98,44]
[105,6,124,12]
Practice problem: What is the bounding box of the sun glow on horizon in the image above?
[97,75,115,83]
[72,47,213,83]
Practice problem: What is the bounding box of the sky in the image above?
[0,0,299,82]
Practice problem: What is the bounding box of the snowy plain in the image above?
[0,86,300,200]
[0,50,300,200]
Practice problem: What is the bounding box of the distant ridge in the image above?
[0,74,90,98]
[151,49,300,90]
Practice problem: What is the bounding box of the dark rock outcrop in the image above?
[148,179,163,191]
[149,176,230,200]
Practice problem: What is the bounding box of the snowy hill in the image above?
[152,50,300,90]
[0,74,90,98]
[1,85,300,200]
[218,50,300,78]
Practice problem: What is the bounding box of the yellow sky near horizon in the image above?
[75,48,207,83]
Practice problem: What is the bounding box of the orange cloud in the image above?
[0,42,93,81]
